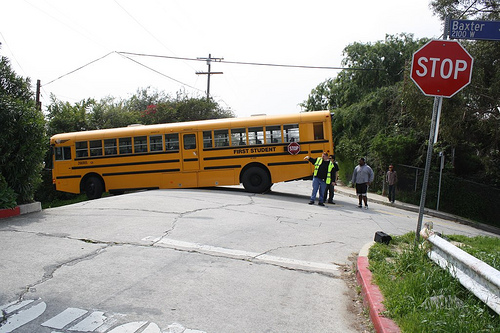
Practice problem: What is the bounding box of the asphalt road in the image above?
[1,181,497,333]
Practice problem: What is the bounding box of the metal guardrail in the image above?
[420,227,500,315]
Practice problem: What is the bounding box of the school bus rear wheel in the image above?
[242,167,271,193]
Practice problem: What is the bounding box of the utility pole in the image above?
[196,54,223,101]
[36,79,41,111]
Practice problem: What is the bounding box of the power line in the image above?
[23,0,110,51]
[44,52,115,86]
[117,51,382,71]
[117,52,201,91]
[221,59,368,71]
[112,0,196,72]
[0,32,27,76]
[42,50,383,94]
[44,51,202,93]
[113,0,177,57]
[458,0,478,19]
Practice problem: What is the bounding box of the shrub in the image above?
[0,56,47,204]
[0,173,17,209]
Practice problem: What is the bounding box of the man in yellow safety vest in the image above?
[304,152,335,206]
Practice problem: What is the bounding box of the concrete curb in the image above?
[356,255,401,333]
[0,202,41,219]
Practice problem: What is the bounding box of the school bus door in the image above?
[52,145,78,193]
[181,133,200,171]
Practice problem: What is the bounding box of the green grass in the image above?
[368,232,500,333]
[41,193,110,209]
[41,194,89,209]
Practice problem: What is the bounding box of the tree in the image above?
[88,96,141,130]
[302,34,426,185]
[46,94,94,136]
[429,0,500,185]
[301,14,500,225]
[430,0,499,21]
[0,56,46,204]
[126,86,170,113]
[302,33,423,111]
[140,90,234,125]
[46,88,234,134]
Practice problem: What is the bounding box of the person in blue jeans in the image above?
[304,152,335,206]
[386,164,398,203]
[323,155,339,204]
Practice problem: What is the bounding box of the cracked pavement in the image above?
[1,181,495,333]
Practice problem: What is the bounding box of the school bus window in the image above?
[134,136,148,153]
[165,134,179,150]
[75,141,88,158]
[183,134,196,150]
[284,124,300,142]
[104,139,117,155]
[248,127,264,145]
[265,125,282,144]
[231,128,247,146]
[214,129,229,147]
[150,135,163,152]
[90,140,103,156]
[203,131,212,148]
[313,122,324,140]
[55,146,71,161]
[119,137,132,154]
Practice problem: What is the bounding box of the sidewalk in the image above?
[335,184,500,236]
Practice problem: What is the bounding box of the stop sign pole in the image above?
[414,95,442,243]
[410,35,473,243]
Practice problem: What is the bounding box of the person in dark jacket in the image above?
[386,164,398,203]
[323,155,339,204]
[304,152,336,206]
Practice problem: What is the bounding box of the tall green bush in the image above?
[0,56,47,204]
[0,173,17,209]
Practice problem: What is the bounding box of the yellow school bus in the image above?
[50,111,333,199]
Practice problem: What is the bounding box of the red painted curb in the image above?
[357,256,401,333]
[0,206,20,219]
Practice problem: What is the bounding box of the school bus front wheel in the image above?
[84,175,104,200]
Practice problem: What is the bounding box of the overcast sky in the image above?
[1,0,443,118]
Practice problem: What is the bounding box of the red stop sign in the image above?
[287,142,300,155]
[411,40,473,98]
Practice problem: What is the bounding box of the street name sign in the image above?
[449,19,500,41]
[410,40,473,98]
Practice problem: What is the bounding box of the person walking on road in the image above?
[386,164,398,203]
[323,155,339,204]
[305,152,335,206]
[351,157,374,209]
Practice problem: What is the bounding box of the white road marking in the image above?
[166,322,205,333]
[106,321,147,333]
[94,317,119,333]
[141,322,161,333]
[149,237,340,276]
[0,301,46,333]
[1,299,34,314]
[42,307,88,329]
[1,299,206,332]
[69,311,106,331]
